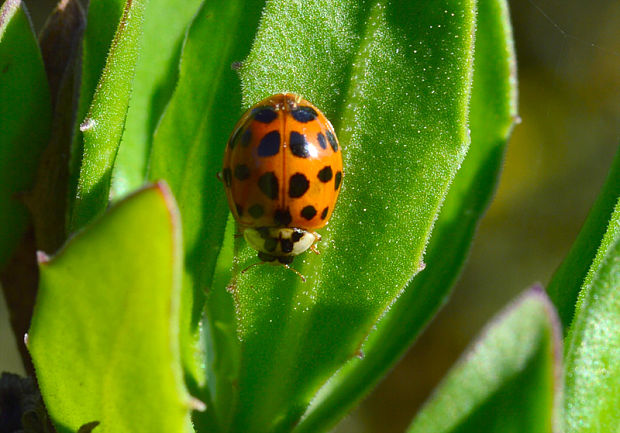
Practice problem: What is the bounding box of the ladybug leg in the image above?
[241,252,273,275]
[282,264,306,283]
[234,226,246,238]
[240,255,306,283]
[310,231,322,255]
[240,262,307,283]
[276,255,306,282]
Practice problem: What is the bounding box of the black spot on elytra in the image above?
[280,238,294,253]
[248,204,264,219]
[264,237,277,252]
[253,107,277,123]
[274,208,292,226]
[291,106,318,123]
[258,131,280,157]
[236,203,243,216]
[301,205,317,220]
[258,172,278,200]
[222,168,232,187]
[291,231,304,242]
[234,164,250,180]
[289,173,309,198]
[241,129,252,147]
[334,171,342,190]
[317,132,327,149]
[321,206,329,219]
[326,130,339,152]
[290,131,310,158]
[317,166,333,182]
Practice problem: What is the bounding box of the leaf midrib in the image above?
[235,2,391,428]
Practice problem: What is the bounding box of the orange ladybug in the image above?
[222,93,343,274]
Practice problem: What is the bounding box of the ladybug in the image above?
[221,93,343,277]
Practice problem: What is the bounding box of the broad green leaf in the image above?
[0,0,51,268]
[563,198,620,432]
[111,0,203,197]
[296,0,517,429]
[69,0,147,231]
[407,287,563,433]
[68,0,124,211]
[226,1,476,431]
[148,0,265,389]
[29,183,193,433]
[547,149,620,333]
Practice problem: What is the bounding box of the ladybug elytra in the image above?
[221,93,343,277]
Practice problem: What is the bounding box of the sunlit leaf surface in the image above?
[296,0,517,428]
[29,183,192,433]
[69,0,147,231]
[214,1,477,431]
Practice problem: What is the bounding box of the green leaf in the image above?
[224,1,475,431]
[193,214,238,433]
[296,0,517,429]
[68,0,124,210]
[148,0,265,389]
[0,0,51,268]
[29,183,193,433]
[69,0,147,232]
[407,287,563,433]
[563,197,620,432]
[111,0,203,197]
[547,148,620,333]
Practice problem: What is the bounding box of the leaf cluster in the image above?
[0,0,618,432]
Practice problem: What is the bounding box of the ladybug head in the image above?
[257,251,294,265]
[241,227,318,282]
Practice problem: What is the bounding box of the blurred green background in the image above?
[1,0,618,432]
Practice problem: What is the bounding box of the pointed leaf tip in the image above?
[563,197,620,432]
[406,285,563,433]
